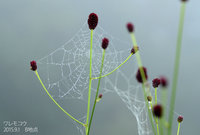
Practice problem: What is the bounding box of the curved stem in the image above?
[86,30,93,134]
[88,50,105,135]
[35,70,85,126]
[92,54,133,80]
[168,3,186,135]
[131,33,157,135]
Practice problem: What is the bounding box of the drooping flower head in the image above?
[136,67,148,83]
[102,38,109,49]
[131,46,139,54]
[30,60,37,71]
[127,23,134,33]
[160,76,168,88]
[88,13,98,30]
[177,115,183,123]
[153,104,163,118]
[152,78,161,88]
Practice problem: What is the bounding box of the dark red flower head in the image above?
[30,60,37,71]
[127,23,134,33]
[136,67,148,83]
[177,115,183,123]
[131,46,139,54]
[98,94,103,99]
[181,0,188,2]
[88,13,98,30]
[153,104,163,118]
[102,38,109,49]
[152,78,161,88]
[160,76,168,88]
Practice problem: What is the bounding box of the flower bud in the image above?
[177,115,183,123]
[153,104,163,118]
[88,13,98,30]
[127,23,134,33]
[30,61,37,71]
[102,38,109,49]
[152,78,161,88]
[136,67,148,83]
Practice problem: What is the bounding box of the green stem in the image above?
[88,50,106,135]
[177,123,181,135]
[154,88,160,135]
[92,54,133,80]
[86,30,93,134]
[131,33,156,135]
[35,71,85,126]
[168,3,186,135]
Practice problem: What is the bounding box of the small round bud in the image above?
[181,0,188,2]
[147,96,152,102]
[160,76,168,88]
[131,46,139,54]
[127,23,134,33]
[177,115,183,123]
[30,60,37,71]
[152,78,161,88]
[98,94,103,99]
[153,104,163,118]
[136,67,148,83]
[88,13,98,30]
[102,38,109,49]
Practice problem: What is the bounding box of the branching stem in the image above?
[86,30,94,134]
[88,50,106,135]
[92,54,133,80]
[35,71,85,126]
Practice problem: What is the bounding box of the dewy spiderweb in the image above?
[37,23,179,135]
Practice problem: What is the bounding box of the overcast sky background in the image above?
[0,0,200,135]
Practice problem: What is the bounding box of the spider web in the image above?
[37,23,180,135]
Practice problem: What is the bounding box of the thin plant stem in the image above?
[161,88,167,135]
[131,32,156,135]
[168,3,186,135]
[155,88,158,104]
[35,71,85,126]
[154,88,160,135]
[87,50,106,135]
[177,123,181,135]
[86,30,93,134]
[92,54,133,80]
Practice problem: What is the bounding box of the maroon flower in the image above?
[98,94,103,99]
[102,38,109,49]
[152,78,161,88]
[160,76,168,87]
[181,0,188,2]
[136,67,148,83]
[127,23,134,33]
[30,60,37,71]
[131,46,139,54]
[177,115,183,123]
[88,13,98,30]
[153,104,163,118]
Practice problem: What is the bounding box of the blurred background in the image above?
[0,0,199,135]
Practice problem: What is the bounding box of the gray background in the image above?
[0,0,199,135]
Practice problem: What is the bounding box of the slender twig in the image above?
[86,30,94,134]
[88,50,106,135]
[92,54,133,80]
[168,3,186,135]
[35,71,85,126]
[154,88,160,135]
